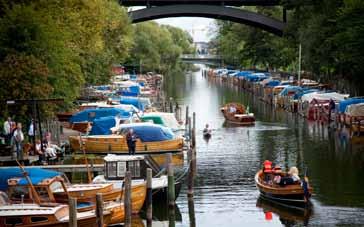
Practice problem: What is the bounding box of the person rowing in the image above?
[203,124,212,138]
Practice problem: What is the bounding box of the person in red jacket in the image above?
[262,160,272,183]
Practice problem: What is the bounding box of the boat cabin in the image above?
[103,154,160,181]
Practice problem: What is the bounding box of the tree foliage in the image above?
[214,1,364,92]
[0,0,133,116]
[128,21,194,74]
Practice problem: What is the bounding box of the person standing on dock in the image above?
[12,123,24,160]
[28,119,35,145]
[3,117,13,145]
[126,128,137,155]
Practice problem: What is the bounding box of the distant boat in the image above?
[220,103,255,125]
[255,170,313,207]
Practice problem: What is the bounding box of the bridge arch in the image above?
[129,4,286,36]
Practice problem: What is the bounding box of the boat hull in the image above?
[255,170,312,206]
[69,136,184,154]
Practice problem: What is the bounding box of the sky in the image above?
[129,7,217,42]
[155,17,216,42]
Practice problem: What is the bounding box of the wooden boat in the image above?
[255,170,313,206]
[0,203,112,227]
[4,168,145,223]
[69,135,184,154]
[220,103,255,125]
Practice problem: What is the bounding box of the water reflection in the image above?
[256,197,312,226]
[163,65,364,226]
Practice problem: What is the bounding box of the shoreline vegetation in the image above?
[0,0,195,121]
[211,1,364,96]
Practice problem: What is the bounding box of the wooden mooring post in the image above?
[69,197,77,227]
[185,106,189,137]
[167,153,175,206]
[146,168,153,227]
[124,171,132,227]
[169,97,173,113]
[96,193,103,227]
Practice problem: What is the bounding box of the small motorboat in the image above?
[255,169,313,207]
[221,103,255,125]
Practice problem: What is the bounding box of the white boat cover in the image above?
[345,103,364,117]
[301,92,349,103]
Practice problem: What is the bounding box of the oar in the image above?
[79,132,92,183]
[16,160,41,204]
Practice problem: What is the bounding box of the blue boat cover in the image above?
[265,80,280,87]
[279,86,303,96]
[0,168,60,191]
[234,71,254,77]
[246,73,268,82]
[70,108,131,123]
[90,116,116,135]
[118,97,150,111]
[338,98,364,113]
[94,85,110,91]
[119,123,174,142]
[294,89,319,100]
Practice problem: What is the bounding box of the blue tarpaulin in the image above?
[118,97,150,111]
[265,80,280,87]
[294,89,319,100]
[120,85,141,97]
[279,86,303,96]
[0,168,61,191]
[246,73,268,82]
[119,123,175,142]
[94,85,110,91]
[70,108,131,123]
[339,98,364,113]
[233,71,254,77]
[90,116,116,135]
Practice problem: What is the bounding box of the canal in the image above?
[164,65,364,226]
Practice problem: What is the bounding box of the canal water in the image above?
[164,65,364,227]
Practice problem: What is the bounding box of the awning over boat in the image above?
[0,168,61,191]
[104,154,145,162]
[119,123,175,142]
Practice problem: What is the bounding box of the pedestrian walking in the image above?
[126,128,137,155]
[13,123,24,160]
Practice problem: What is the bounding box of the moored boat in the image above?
[69,123,184,154]
[220,103,255,125]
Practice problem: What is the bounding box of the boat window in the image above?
[107,162,117,178]
[129,161,140,177]
[50,181,64,193]
[35,187,52,202]
[5,217,23,225]
[9,186,30,201]
[117,162,126,177]
[31,216,48,223]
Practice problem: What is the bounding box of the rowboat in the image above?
[255,170,313,206]
[0,203,112,227]
[220,103,255,125]
[69,135,183,154]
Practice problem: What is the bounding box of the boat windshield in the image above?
[49,181,64,193]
